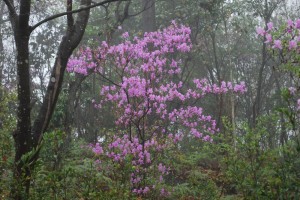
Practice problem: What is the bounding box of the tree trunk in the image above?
[141,0,156,32]
[10,1,33,198]
[252,40,266,127]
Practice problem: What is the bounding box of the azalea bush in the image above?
[67,21,246,198]
[257,19,300,116]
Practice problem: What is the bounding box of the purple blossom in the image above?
[265,34,272,43]
[296,19,300,29]
[92,143,103,155]
[267,22,273,31]
[256,27,265,36]
[289,40,297,50]
[287,19,294,27]
[122,32,129,38]
[273,40,282,49]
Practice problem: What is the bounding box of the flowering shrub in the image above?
[256,19,300,112]
[68,21,246,198]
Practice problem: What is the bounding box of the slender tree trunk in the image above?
[10,1,33,198]
[141,0,156,32]
[252,40,266,127]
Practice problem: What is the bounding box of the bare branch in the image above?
[30,0,128,33]
[3,0,16,16]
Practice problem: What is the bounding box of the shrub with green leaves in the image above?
[219,116,300,199]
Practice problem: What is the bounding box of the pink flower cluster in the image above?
[67,21,191,75]
[92,143,103,155]
[90,135,178,196]
[105,135,160,165]
[256,19,300,50]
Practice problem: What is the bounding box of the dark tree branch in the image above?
[30,0,128,32]
[3,0,18,29]
[67,0,74,28]
[3,0,16,17]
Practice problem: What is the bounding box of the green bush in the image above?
[219,117,300,199]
